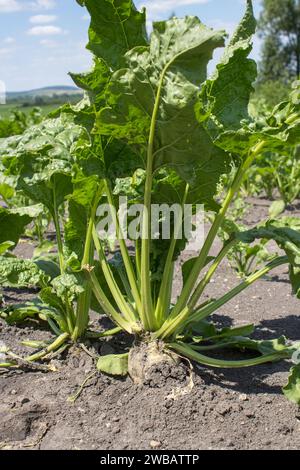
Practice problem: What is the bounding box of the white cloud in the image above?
[31,0,56,10]
[30,14,57,24]
[138,0,211,27]
[0,0,21,12]
[0,0,56,13]
[139,0,210,14]
[28,25,63,36]
[4,36,15,44]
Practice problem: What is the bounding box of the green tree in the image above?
[258,0,300,82]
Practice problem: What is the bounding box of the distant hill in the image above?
[7,86,83,101]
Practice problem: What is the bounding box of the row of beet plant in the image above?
[0,0,300,402]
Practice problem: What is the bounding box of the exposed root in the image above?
[128,340,179,385]
[165,364,194,400]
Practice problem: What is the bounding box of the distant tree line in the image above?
[258,0,300,82]
[255,0,300,107]
[8,93,83,108]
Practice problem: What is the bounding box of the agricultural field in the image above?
[0,0,300,453]
[0,104,59,120]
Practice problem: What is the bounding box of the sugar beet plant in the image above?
[62,0,300,400]
[1,0,300,402]
[0,115,118,365]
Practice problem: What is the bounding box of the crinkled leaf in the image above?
[197,0,257,139]
[51,274,85,303]
[214,82,300,155]
[20,173,73,216]
[0,256,49,288]
[0,116,82,162]
[283,365,300,405]
[70,59,111,112]
[76,0,147,70]
[195,1,299,158]
[97,353,129,376]
[236,221,300,296]
[0,181,15,201]
[97,16,229,209]
[0,116,83,213]
[8,204,44,218]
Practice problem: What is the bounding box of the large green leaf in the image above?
[70,59,111,111]
[197,0,257,139]
[195,0,300,158]
[0,207,33,245]
[76,0,147,70]
[96,16,229,208]
[213,82,300,156]
[19,173,73,217]
[34,258,60,280]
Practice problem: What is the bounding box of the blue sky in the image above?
[0,0,262,92]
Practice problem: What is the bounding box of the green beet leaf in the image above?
[97,353,129,376]
[283,365,300,405]
[0,207,35,245]
[76,0,147,70]
[0,256,50,288]
[0,241,14,255]
[96,16,230,209]
[197,0,257,141]
[51,274,85,303]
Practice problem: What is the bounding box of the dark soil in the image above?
[0,198,300,450]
